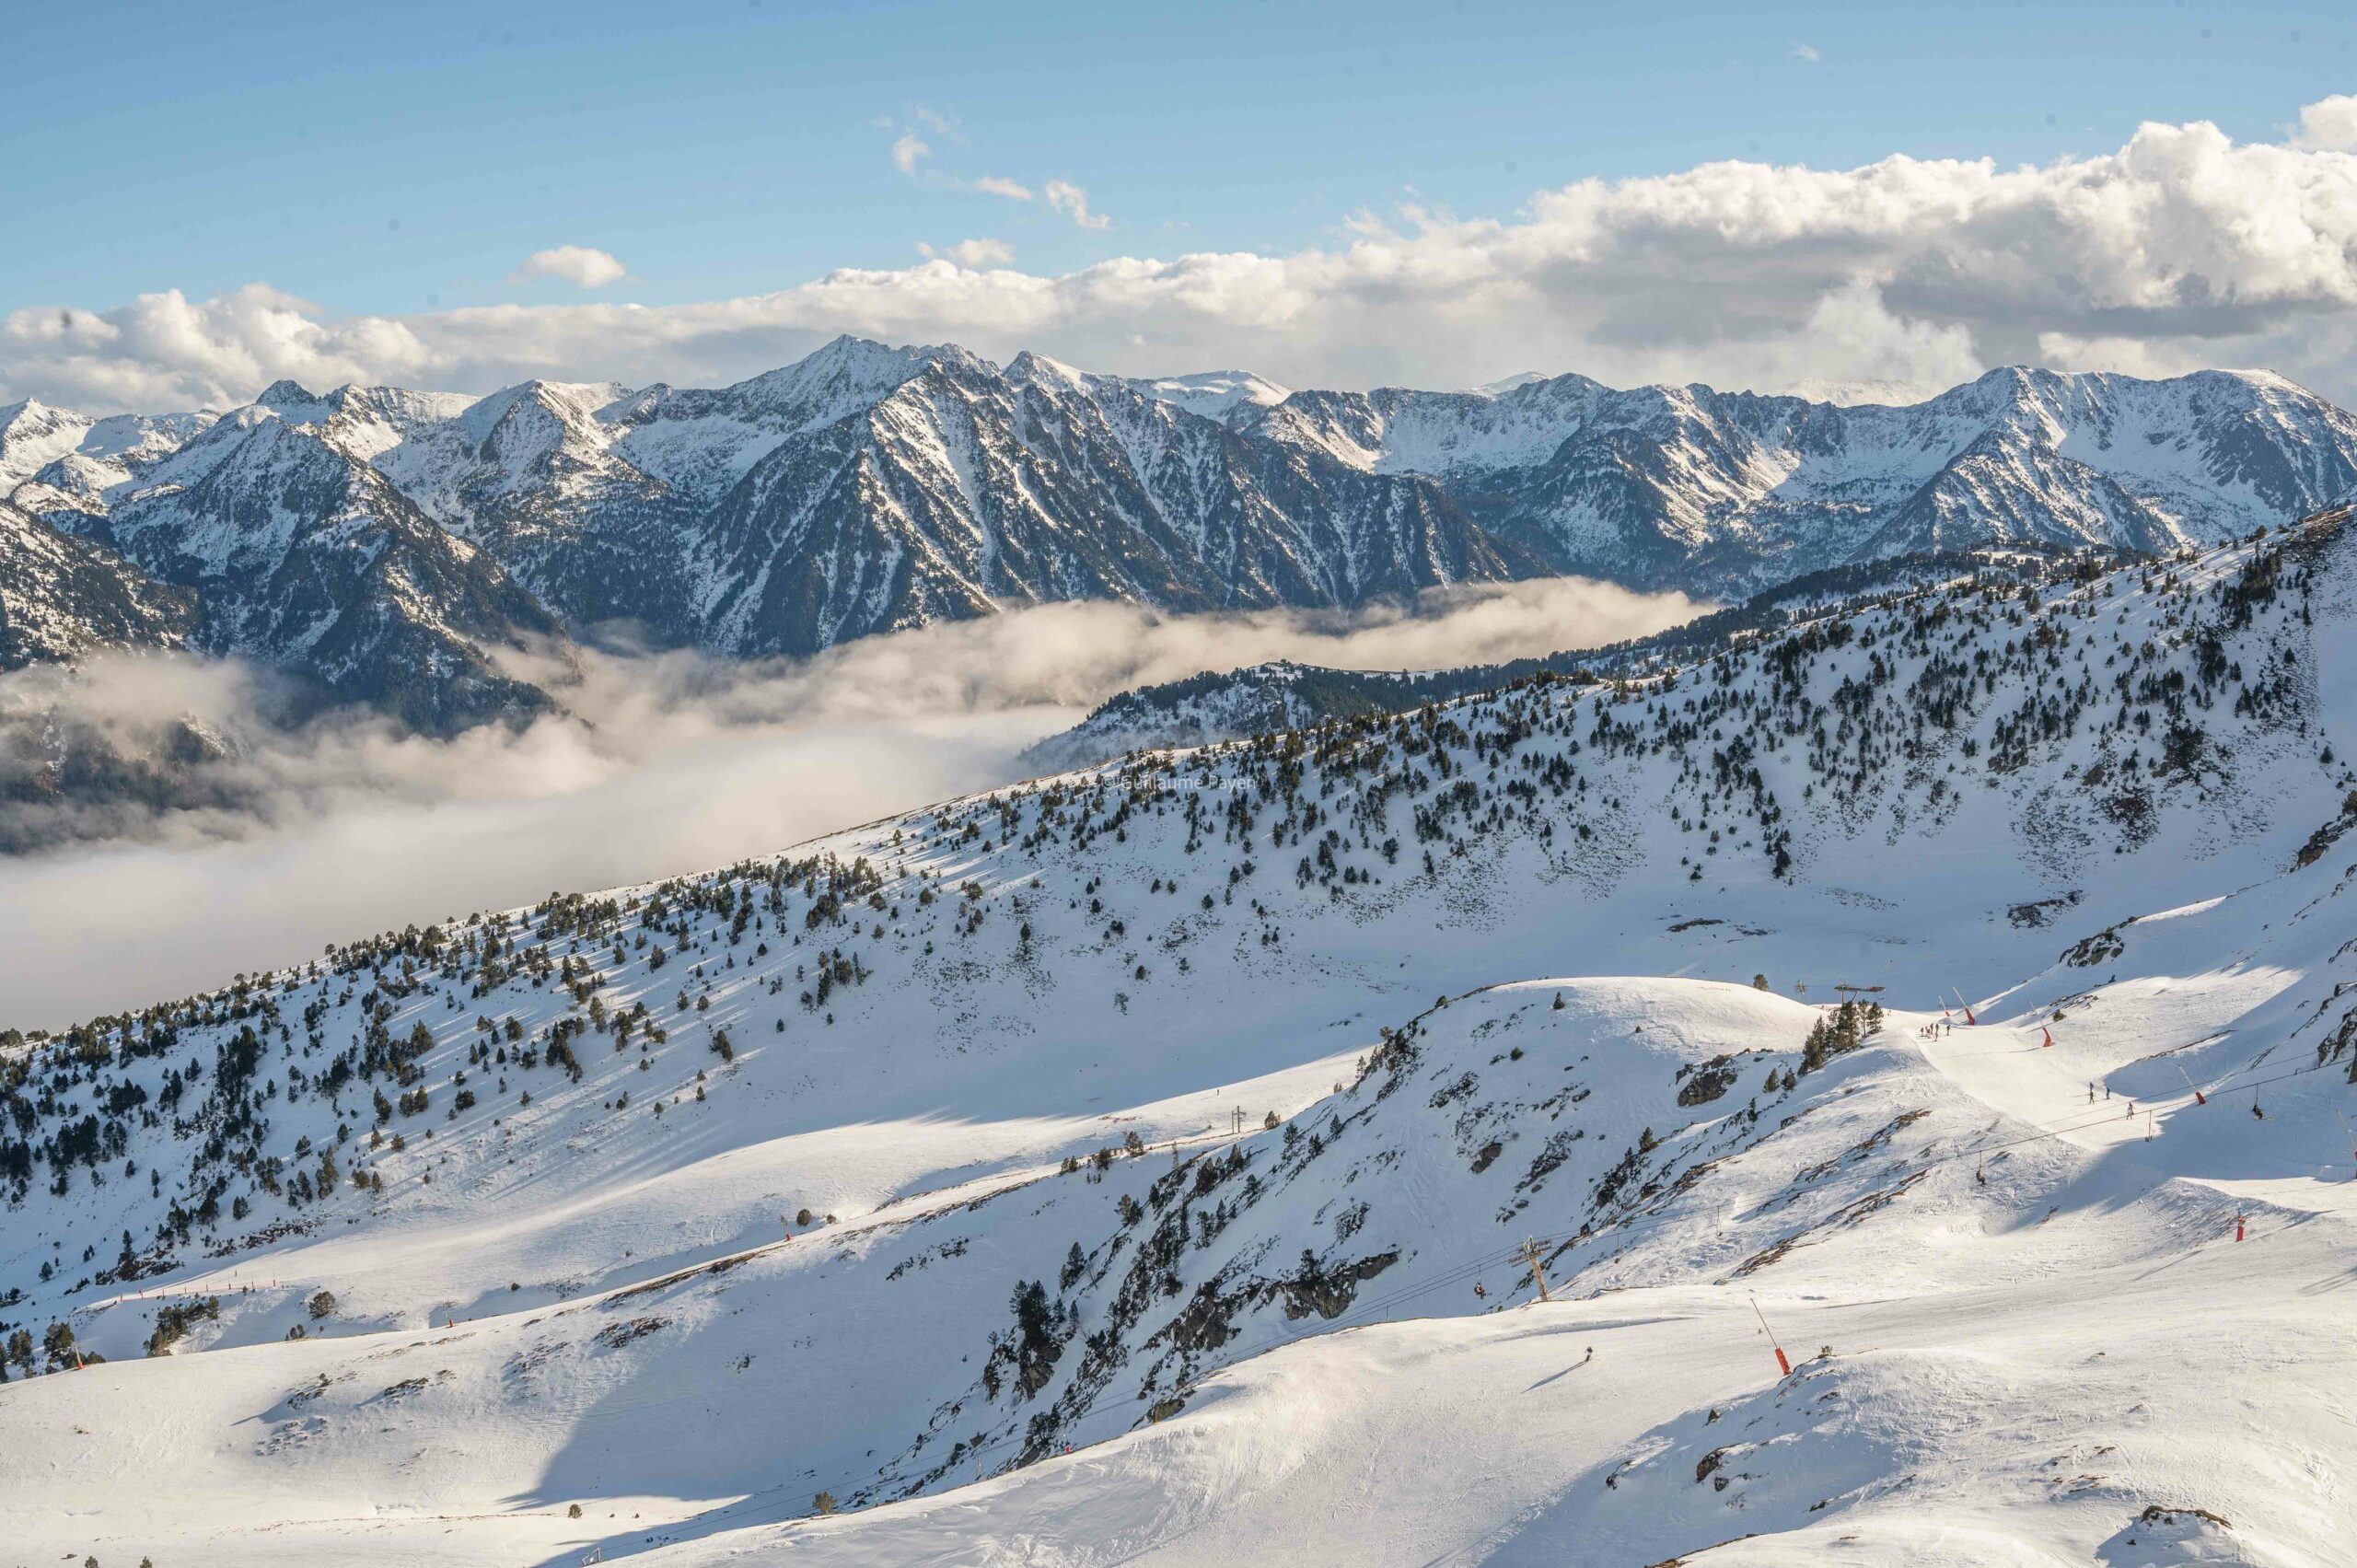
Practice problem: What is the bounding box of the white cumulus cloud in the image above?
[15,100,2357,412]
[2291,94,2357,152]
[1044,179,1110,230]
[970,175,1036,202]
[890,133,931,176]
[509,246,630,290]
[918,238,1016,267]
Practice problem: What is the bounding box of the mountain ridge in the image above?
[7,345,2357,734]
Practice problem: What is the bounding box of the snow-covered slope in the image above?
[1020,658,1444,772]
[1023,547,2095,770]
[2,508,2352,1563]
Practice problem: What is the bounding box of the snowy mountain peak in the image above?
[792,333,921,380]
[0,396,68,430]
[252,377,320,409]
[1774,375,1944,407]
[1124,367,1295,422]
[1472,370,1551,397]
[0,398,97,490]
[1004,347,1086,386]
[725,337,932,404]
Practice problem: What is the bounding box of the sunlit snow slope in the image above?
[1,508,2353,1567]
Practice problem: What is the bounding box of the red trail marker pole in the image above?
[1749,1295,1792,1377]
[2173,1063,2207,1105]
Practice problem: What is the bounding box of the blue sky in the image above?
[6,0,2351,318]
[7,2,2357,410]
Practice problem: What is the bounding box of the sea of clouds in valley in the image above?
[0,575,1697,1026]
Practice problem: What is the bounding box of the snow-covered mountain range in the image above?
[7,347,2357,732]
[1240,365,2357,587]
[2,505,2351,1564]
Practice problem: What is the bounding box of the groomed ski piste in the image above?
[2,510,2353,1566]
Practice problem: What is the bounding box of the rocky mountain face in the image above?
[83,408,565,732]
[0,499,196,668]
[690,348,1517,656]
[6,352,2356,729]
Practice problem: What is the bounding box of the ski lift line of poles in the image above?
[2145,1039,2350,1112]
[76,1276,286,1321]
[1560,1057,2357,1271]
[1937,1053,2347,1165]
[1905,1027,2357,1167]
